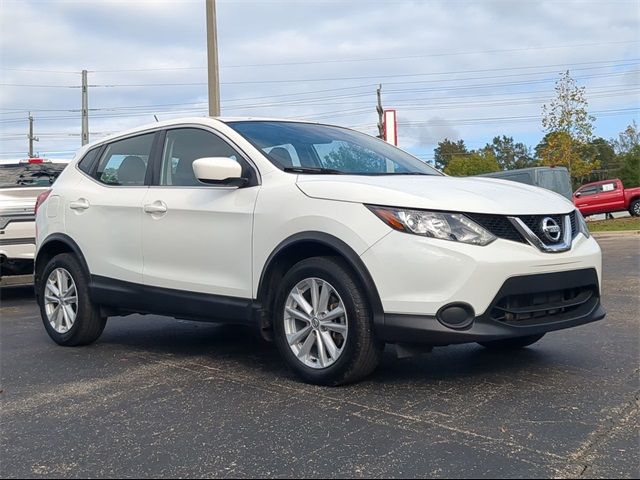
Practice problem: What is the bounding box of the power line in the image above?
[3,59,637,89]
[84,39,640,71]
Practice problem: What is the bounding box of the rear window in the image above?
[0,163,67,188]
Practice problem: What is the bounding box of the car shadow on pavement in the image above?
[98,315,550,385]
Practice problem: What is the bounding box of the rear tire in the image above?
[273,256,383,386]
[38,253,106,346]
[629,199,640,217]
[478,333,545,350]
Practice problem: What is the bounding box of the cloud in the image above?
[0,0,638,158]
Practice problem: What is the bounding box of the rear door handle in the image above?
[143,201,167,214]
[69,198,90,210]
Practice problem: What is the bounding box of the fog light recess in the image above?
[436,303,475,330]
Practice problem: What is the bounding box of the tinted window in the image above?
[160,128,241,186]
[0,163,66,188]
[78,147,101,175]
[94,133,154,186]
[578,186,599,196]
[228,121,440,176]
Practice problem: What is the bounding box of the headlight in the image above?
[576,210,590,238]
[367,205,496,246]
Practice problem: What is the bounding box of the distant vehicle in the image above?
[0,158,68,286]
[478,166,573,200]
[573,178,640,217]
[33,118,603,386]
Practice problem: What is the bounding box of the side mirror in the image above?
[575,192,581,198]
[192,157,247,187]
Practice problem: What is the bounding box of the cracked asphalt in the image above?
[1,236,638,478]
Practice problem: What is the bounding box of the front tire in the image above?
[478,333,545,350]
[38,253,106,346]
[629,199,640,217]
[273,257,383,386]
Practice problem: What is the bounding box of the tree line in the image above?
[434,71,639,189]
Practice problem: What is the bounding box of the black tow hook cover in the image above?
[436,303,475,330]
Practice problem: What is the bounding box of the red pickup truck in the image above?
[573,178,640,217]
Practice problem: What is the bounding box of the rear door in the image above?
[597,180,625,212]
[64,132,157,284]
[141,127,259,299]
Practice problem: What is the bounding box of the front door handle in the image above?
[143,201,168,214]
[69,198,90,210]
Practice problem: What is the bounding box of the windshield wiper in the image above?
[283,166,344,175]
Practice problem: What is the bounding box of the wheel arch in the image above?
[35,234,90,297]
[256,231,384,333]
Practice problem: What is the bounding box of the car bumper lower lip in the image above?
[376,268,606,345]
[378,302,605,345]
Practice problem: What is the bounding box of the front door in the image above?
[141,127,259,299]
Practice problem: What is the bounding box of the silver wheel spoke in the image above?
[62,304,76,326]
[291,290,313,316]
[316,330,328,367]
[322,322,347,335]
[320,330,339,359]
[285,306,311,323]
[53,306,63,331]
[297,332,316,359]
[310,279,320,314]
[64,284,76,300]
[322,306,345,322]
[317,282,330,313]
[287,325,312,346]
[284,277,348,370]
[44,293,58,303]
[46,281,60,297]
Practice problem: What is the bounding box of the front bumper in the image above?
[361,230,605,344]
[377,268,605,345]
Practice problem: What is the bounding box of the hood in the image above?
[296,175,574,215]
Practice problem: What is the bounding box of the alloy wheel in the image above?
[44,268,78,334]
[283,277,348,369]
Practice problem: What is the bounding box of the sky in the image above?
[1,0,639,163]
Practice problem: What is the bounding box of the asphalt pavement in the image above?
[1,236,638,478]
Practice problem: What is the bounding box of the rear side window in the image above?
[601,182,617,192]
[94,133,155,186]
[77,147,101,175]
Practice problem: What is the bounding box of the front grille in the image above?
[467,211,578,245]
[466,213,524,243]
[490,285,598,326]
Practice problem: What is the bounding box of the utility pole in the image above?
[28,113,39,158]
[81,69,89,146]
[206,0,221,117]
[376,84,384,139]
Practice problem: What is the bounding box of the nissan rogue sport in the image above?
[34,118,605,385]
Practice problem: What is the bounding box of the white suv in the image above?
[34,118,605,385]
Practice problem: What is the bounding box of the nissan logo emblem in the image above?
[541,217,561,242]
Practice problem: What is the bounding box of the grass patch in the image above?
[587,216,640,232]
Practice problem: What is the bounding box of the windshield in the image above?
[228,121,441,176]
[0,163,67,188]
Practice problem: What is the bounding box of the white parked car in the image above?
[0,158,67,286]
[34,118,605,385]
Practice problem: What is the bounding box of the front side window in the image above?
[94,133,155,186]
[578,186,599,197]
[228,121,441,176]
[160,128,241,186]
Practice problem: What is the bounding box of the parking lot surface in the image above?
[1,236,638,478]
